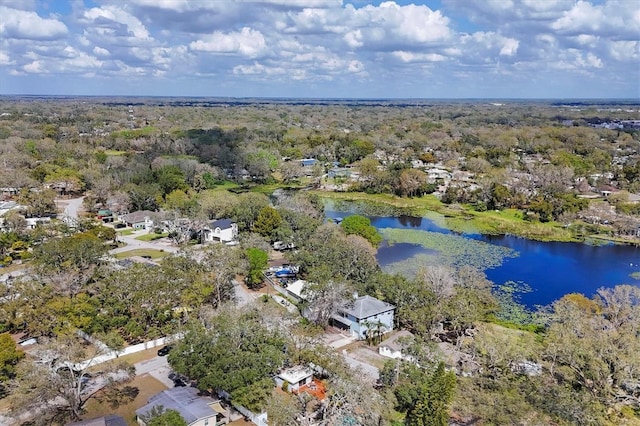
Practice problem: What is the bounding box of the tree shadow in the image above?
[97,385,140,409]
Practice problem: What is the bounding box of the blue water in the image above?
[326,211,640,307]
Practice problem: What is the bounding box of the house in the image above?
[203,219,238,243]
[67,415,127,426]
[97,209,114,223]
[328,167,352,179]
[136,387,229,426]
[378,330,416,361]
[300,158,318,167]
[0,187,19,200]
[119,210,154,230]
[333,295,395,340]
[275,365,314,392]
[284,279,307,302]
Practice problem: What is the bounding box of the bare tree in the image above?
[9,335,134,423]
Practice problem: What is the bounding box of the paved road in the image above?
[58,196,84,221]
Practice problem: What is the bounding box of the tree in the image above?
[144,408,188,426]
[400,363,456,426]
[303,279,351,327]
[340,215,382,247]
[489,183,511,210]
[398,169,427,197]
[246,248,268,289]
[168,307,286,412]
[253,206,282,241]
[17,187,57,217]
[0,333,24,383]
[233,192,270,231]
[10,335,134,422]
[32,232,108,297]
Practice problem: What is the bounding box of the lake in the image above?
[326,211,640,307]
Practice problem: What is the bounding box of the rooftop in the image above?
[210,218,234,229]
[120,210,154,223]
[67,415,127,426]
[136,387,219,425]
[278,365,313,384]
[343,295,395,320]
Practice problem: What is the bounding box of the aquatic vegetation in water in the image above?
[491,281,546,329]
[379,228,518,274]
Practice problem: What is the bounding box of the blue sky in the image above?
[1,0,638,98]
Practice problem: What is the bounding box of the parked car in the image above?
[157,345,172,356]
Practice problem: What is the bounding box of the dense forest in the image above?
[0,97,639,426]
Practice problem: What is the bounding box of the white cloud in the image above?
[23,60,46,73]
[0,51,14,65]
[93,46,111,57]
[0,0,638,98]
[393,51,447,63]
[0,6,68,40]
[82,5,151,40]
[190,27,267,58]
[499,38,519,56]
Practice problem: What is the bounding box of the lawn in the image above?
[104,149,128,156]
[116,229,134,236]
[113,249,168,260]
[135,233,168,242]
[81,374,168,425]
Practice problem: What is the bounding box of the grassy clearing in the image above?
[0,262,28,275]
[81,374,168,425]
[103,149,128,156]
[135,233,168,242]
[117,229,134,236]
[113,249,168,260]
[117,347,161,365]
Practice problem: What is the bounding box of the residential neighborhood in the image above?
[0,97,638,426]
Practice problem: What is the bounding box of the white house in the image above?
[136,387,229,426]
[274,365,314,392]
[333,295,395,340]
[119,210,154,230]
[378,330,416,361]
[203,219,238,243]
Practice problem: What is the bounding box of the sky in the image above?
[0,0,639,99]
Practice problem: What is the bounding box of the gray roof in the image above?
[67,415,127,426]
[343,295,395,320]
[210,218,234,229]
[120,210,154,224]
[136,387,216,425]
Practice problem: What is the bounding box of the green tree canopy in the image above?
[0,332,24,383]
[340,215,382,247]
[168,307,286,412]
[246,248,268,288]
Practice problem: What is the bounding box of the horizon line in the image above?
[1,94,639,102]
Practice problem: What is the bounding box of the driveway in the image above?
[342,349,379,383]
[135,355,174,388]
[57,196,84,221]
[109,233,179,255]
